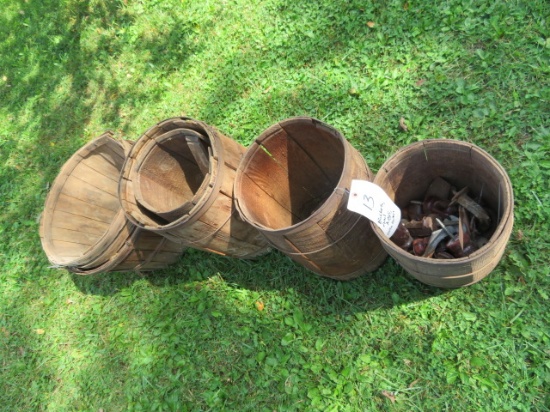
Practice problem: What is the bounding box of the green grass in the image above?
[1,0,549,410]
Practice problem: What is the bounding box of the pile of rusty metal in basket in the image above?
[390,177,497,259]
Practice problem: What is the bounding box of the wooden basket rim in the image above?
[371,138,514,268]
[234,116,364,235]
[119,117,226,232]
[39,132,130,267]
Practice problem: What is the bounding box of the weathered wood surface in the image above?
[71,228,185,275]
[40,132,187,274]
[40,133,126,267]
[235,117,387,280]
[118,117,270,259]
[134,128,207,220]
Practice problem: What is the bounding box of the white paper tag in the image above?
[347,180,401,237]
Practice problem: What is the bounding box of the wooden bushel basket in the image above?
[69,228,186,275]
[118,117,270,258]
[372,139,514,288]
[234,117,387,280]
[39,132,185,274]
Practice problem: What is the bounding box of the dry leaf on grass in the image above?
[516,229,524,241]
[367,21,375,28]
[399,117,408,132]
[409,378,420,388]
[381,390,396,403]
[255,301,265,311]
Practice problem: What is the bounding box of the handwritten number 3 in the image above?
[362,195,375,211]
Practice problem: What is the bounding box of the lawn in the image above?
[1,0,549,410]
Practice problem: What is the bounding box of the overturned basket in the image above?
[39,132,186,274]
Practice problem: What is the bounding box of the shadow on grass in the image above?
[46,0,455,314]
[2,2,519,409]
[70,247,447,315]
[0,0,199,276]
[0,0,199,223]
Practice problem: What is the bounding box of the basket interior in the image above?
[376,141,513,240]
[238,120,345,230]
[136,130,209,217]
[44,139,124,264]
